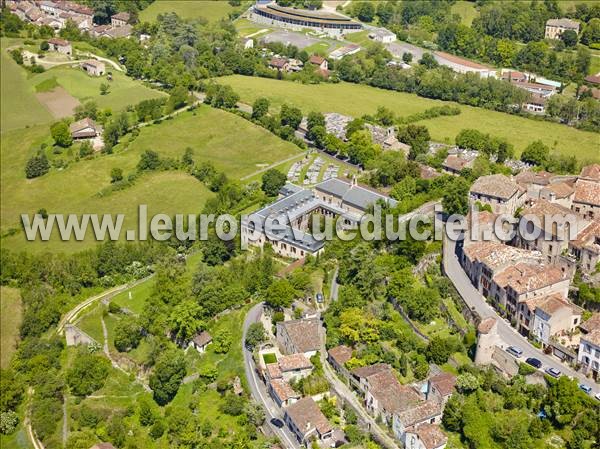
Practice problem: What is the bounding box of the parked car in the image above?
[270,418,284,428]
[506,346,523,358]
[595,392,600,401]
[579,384,592,395]
[525,357,542,369]
[316,293,324,303]
[545,367,561,378]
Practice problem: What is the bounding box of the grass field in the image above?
[451,1,479,26]
[1,287,22,369]
[1,105,302,253]
[139,0,236,23]
[28,65,166,113]
[1,40,53,132]
[218,75,600,162]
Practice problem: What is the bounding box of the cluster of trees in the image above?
[455,128,514,163]
[443,365,599,449]
[437,21,592,85]
[519,140,578,174]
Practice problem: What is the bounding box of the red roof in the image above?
[309,55,326,65]
[584,75,600,85]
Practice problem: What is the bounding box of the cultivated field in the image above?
[36,86,80,119]
[1,106,301,253]
[1,287,22,369]
[139,0,236,23]
[218,75,600,162]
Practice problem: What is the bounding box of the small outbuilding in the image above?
[81,59,106,76]
[188,330,212,353]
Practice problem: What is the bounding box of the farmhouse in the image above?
[284,397,334,446]
[48,37,72,55]
[276,318,320,357]
[251,2,361,37]
[70,118,102,139]
[308,55,328,71]
[188,331,212,353]
[81,59,106,76]
[269,57,290,72]
[545,18,580,40]
[111,11,131,27]
[469,174,525,215]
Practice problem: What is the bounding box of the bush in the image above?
[518,362,536,376]
[40,41,49,51]
[25,153,50,179]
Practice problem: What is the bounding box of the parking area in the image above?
[261,30,320,49]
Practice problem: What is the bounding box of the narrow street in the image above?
[242,302,301,449]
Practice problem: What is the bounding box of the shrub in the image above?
[25,153,50,179]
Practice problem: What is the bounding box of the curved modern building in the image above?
[251,2,362,36]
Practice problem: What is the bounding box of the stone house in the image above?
[468,174,526,215]
[81,59,106,76]
[283,397,333,447]
[188,331,212,353]
[545,18,580,39]
[276,319,320,358]
[48,37,72,55]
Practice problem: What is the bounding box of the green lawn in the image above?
[139,0,236,23]
[1,287,22,369]
[1,39,53,132]
[262,352,277,364]
[451,1,479,26]
[344,30,372,47]
[218,75,600,162]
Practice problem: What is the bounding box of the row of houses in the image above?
[7,0,133,38]
[269,54,330,78]
[260,318,345,447]
[461,166,600,375]
[327,347,453,449]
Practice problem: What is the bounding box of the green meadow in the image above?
[218,75,600,162]
[139,0,236,23]
[0,106,301,254]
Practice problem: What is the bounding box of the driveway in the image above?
[242,303,301,449]
[442,225,599,394]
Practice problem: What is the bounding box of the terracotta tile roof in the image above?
[478,317,497,334]
[419,164,441,179]
[266,363,282,379]
[278,353,312,372]
[570,219,600,251]
[520,199,576,235]
[580,313,600,334]
[463,241,539,271]
[515,170,554,186]
[328,345,353,367]
[309,55,326,65]
[111,11,130,21]
[584,75,600,85]
[470,174,520,200]
[573,179,600,207]
[545,182,574,198]
[429,372,456,397]
[269,57,288,69]
[285,397,332,436]
[48,37,70,46]
[270,378,299,402]
[351,363,391,379]
[493,263,567,295]
[369,371,421,413]
[443,154,472,172]
[396,400,442,428]
[278,319,320,353]
[580,164,600,181]
[582,329,600,346]
[415,424,448,449]
[191,330,212,347]
[536,294,582,316]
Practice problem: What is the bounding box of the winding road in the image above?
[242,302,301,449]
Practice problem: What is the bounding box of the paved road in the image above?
[442,227,599,395]
[242,303,301,449]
